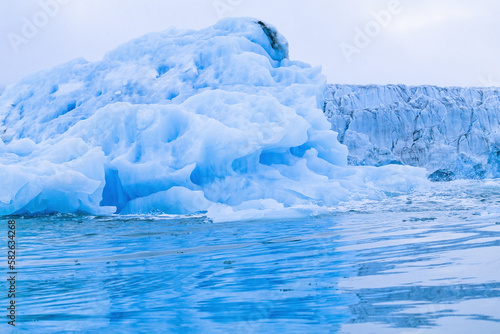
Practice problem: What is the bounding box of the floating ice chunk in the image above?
[0,18,427,218]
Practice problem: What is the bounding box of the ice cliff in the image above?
[324,84,500,180]
[0,18,424,219]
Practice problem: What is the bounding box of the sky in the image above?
[1,0,500,89]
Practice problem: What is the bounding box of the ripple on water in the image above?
[0,179,499,332]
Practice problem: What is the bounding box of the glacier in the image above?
[0,18,426,219]
[324,84,500,180]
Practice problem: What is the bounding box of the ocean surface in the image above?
[2,179,500,333]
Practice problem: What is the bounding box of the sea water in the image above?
[1,179,499,333]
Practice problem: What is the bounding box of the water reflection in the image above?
[3,215,350,333]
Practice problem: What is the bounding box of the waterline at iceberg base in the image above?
[0,17,499,333]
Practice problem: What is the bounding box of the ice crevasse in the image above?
[0,18,426,220]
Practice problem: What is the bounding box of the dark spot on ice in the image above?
[257,20,288,61]
[428,169,455,182]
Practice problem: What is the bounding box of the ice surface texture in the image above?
[325,84,500,180]
[0,18,425,219]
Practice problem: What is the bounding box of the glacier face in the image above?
[0,18,425,219]
[324,84,500,180]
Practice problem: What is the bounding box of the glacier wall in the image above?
[324,84,500,180]
[0,18,426,219]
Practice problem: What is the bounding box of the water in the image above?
[1,180,500,333]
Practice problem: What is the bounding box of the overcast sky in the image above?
[1,0,500,88]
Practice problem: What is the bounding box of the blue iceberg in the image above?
[0,18,425,220]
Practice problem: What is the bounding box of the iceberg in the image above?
[324,84,500,180]
[0,18,426,219]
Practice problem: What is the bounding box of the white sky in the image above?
[1,0,500,88]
